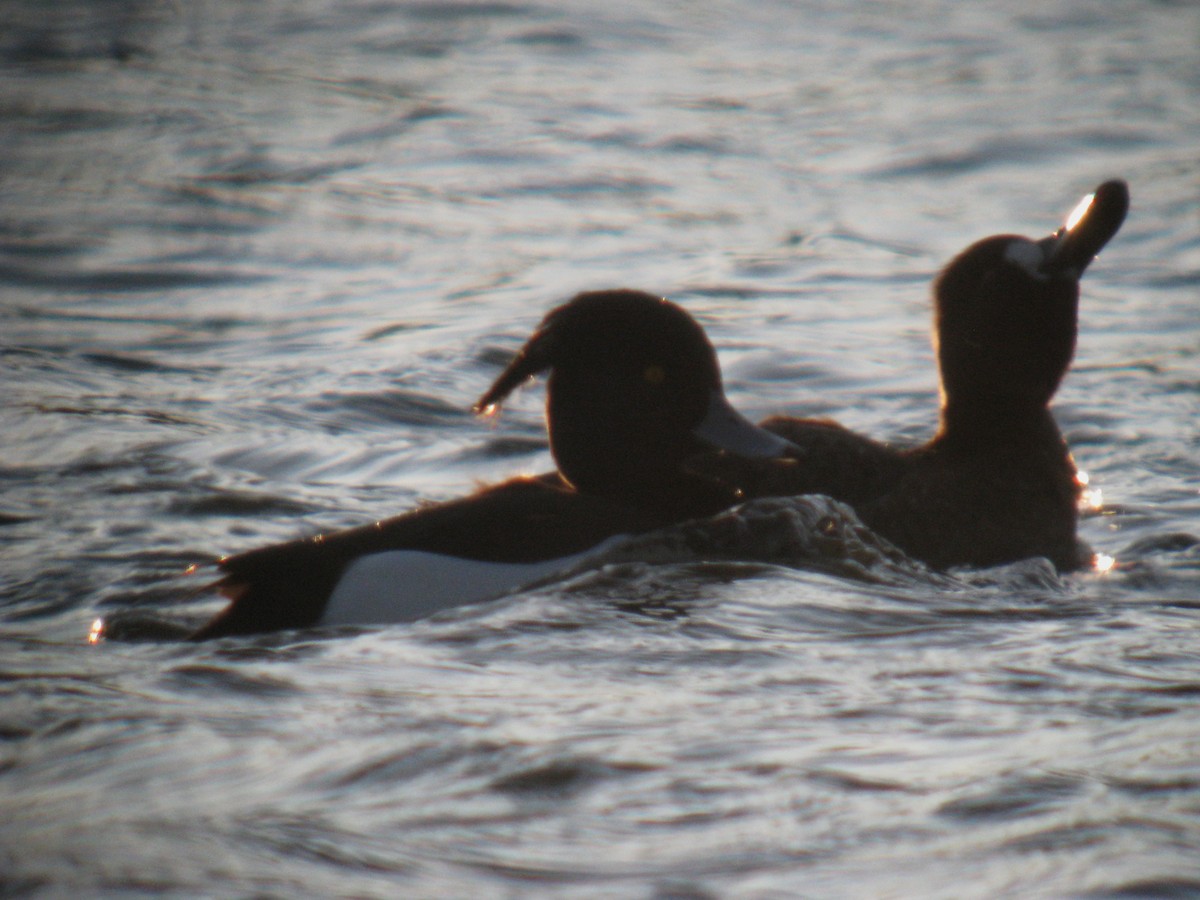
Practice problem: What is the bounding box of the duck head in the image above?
[934,180,1128,424]
[475,289,793,511]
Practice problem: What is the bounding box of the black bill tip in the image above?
[1044,179,1129,278]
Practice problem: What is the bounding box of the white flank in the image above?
[320,536,629,626]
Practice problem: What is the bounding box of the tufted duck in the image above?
[191,290,793,638]
[698,180,1129,571]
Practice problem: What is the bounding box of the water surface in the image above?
[2,1,1199,896]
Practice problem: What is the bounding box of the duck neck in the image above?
[937,397,1059,447]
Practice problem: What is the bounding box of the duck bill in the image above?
[1041,179,1129,278]
[693,392,796,459]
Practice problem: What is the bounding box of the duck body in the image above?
[875,413,1081,570]
[737,410,1081,571]
[192,474,672,639]
[715,180,1129,572]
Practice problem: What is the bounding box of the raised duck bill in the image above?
[1040,179,1129,279]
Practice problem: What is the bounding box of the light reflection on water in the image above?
[2,0,1200,896]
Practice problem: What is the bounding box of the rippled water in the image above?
[3,1,1199,896]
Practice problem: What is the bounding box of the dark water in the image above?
[2,1,1199,896]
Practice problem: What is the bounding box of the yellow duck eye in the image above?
[643,364,666,385]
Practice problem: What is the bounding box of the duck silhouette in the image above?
[191,290,793,638]
[701,180,1129,571]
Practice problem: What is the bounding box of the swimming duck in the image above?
[191,290,793,638]
[702,180,1129,571]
